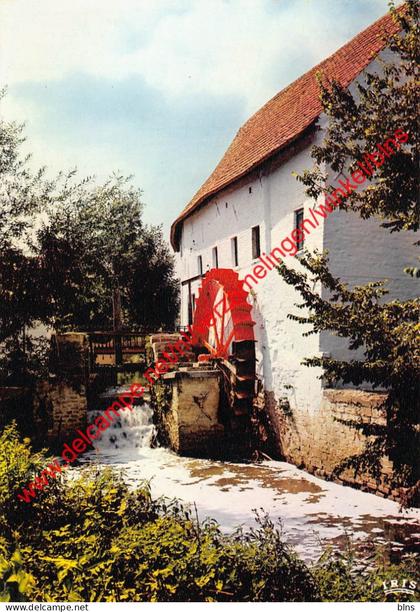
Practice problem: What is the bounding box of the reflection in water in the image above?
[79,402,420,561]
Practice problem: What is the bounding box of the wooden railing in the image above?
[87,331,147,373]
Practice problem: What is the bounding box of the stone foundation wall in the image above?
[152,369,225,457]
[267,388,398,499]
[34,333,88,441]
[34,380,87,441]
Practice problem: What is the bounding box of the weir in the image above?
[87,389,155,454]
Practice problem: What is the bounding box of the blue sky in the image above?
[0,0,391,241]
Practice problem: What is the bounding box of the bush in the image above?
[0,424,417,602]
[0,424,318,602]
[313,544,418,603]
[0,423,63,539]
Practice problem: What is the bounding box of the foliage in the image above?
[1,424,417,602]
[0,89,179,383]
[0,424,318,602]
[0,248,45,344]
[0,87,56,342]
[0,88,56,249]
[0,547,35,603]
[0,336,50,387]
[313,543,418,603]
[298,0,419,233]
[36,174,179,331]
[0,424,63,540]
[277,251,420,500]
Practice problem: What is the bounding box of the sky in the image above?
[0,0,391,242]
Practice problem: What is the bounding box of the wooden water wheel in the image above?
[191,269,256,424]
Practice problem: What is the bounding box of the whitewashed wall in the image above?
[177,139,326,413]
[175,49,418,416]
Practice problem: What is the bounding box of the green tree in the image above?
[278,1,419,503]
[0,88,55,341]
[298,0,419,233]
[0,90,179,386]
[37,175,179,331]
[0,88,58,384]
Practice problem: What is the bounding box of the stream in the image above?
[79,400,419,562]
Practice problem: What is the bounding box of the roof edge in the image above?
[170,5,404,251]
[170,125,317,250]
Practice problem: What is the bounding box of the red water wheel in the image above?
[191,269,256,420]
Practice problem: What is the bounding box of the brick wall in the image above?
[266,388,399,499]
[34,333,88,441]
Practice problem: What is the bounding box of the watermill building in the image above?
[170,10,418,491]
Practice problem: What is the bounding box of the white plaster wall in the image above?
[317,43,418,364]
[247,142,326,415]
[175,46,416,415]
[178,140,326,414]
[321,207,418,363]
[179,177,266,276]
[178,169,267,330]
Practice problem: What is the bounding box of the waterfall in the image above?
[86,400,155,457]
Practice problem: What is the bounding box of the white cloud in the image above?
[0,0,390,114]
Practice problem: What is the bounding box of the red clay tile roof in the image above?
[170,9,401,250]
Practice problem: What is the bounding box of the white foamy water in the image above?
[79,403,419,561]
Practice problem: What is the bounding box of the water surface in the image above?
[79,403,419,561]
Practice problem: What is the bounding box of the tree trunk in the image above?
[112,286,123,371]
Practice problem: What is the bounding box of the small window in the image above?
[197,255,203,275]
[251,225,260,260]
[212,246,219,269]
[294,208,305,251]
[231,236,239,267]
[192,293,196,312]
